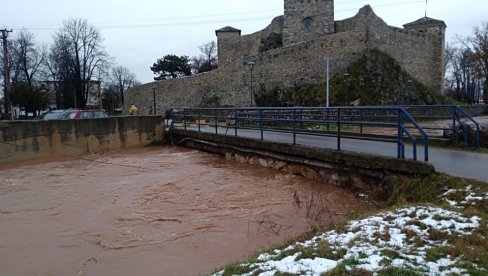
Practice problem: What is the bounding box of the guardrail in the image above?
[169,106,430,161]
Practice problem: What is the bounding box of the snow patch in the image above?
[214,206,480,275]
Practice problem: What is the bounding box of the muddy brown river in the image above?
[0,147,372,275]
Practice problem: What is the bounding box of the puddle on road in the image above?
[0,147,373,275]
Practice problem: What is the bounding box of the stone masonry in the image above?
[125,0,446,115]
[283,0,335,46]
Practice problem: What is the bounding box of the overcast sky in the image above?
[2,0,487,84]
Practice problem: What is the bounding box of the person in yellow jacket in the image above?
[128,104,139,115]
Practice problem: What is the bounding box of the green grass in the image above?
[386,175,444,206]
[381,249,400,259]
[214,261,253,276]
[323,264,373,276]
[376,266,422,276]
[297,240,347,261]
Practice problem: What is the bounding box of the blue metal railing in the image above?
[403,105,480,148]
[169,106,430,162]
[452,107,480,148]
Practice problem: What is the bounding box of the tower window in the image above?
[303,17,313,28]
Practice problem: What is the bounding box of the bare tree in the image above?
[470,22,488,102]
[10,29,46,86]
[445,33,485,104]
[106,65,139,107]
[445,45,478,103]
[191,41,218,74]
[51,18,110,108]
[199,41,217,67]
[445,42,463,100]
[45,31,77,108]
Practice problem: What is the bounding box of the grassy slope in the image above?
[211,173,488,275]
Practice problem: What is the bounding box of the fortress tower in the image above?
[215,26,242,67]
[283,0,334,46]
[403,17,447,93]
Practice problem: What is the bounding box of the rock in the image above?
[328,173,341,186]
[300,166,318,180]
[225,152,232,160]
[249,156,258,166]
[273,161,288,171]
[258,158,269,168]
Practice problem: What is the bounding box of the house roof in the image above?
[403,17,446,28]
[215,26,242,35]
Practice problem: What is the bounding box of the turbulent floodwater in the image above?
[0,147,372,275]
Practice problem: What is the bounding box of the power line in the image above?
[92,8,282,25]
[364,0,428,11]
[10,9,281,31]
[11,0,431,32]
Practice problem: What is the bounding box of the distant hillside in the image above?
[255,48,447,107]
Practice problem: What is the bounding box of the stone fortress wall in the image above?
[125,1,445,115]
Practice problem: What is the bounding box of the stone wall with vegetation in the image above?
[0,116,164,164]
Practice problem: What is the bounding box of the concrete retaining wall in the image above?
[0,116,165,164]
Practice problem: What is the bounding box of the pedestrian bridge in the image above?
[168,106,488,182]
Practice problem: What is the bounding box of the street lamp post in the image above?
[246,61,255,107]
[343,72,350,106]
[99,81,103,110]
[152,87,156,115]
[403,80,412,105]
[325,57,331,107]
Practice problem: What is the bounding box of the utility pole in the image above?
[1,28,13,119]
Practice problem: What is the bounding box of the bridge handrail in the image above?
[453,106,480,148]
[168,106,430,162]
[399,107,428,161]
[403,105,480,148]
